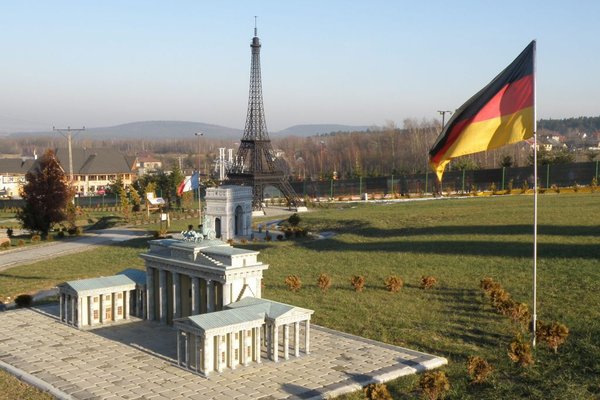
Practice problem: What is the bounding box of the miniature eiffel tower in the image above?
[227,23,302,212]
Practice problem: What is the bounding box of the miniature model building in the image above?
[174,297,312,376]
[118,268,148,318]
[204,185,253,240]
[140,238,268,324]
[57,269,146,328]
[58,237,313,376]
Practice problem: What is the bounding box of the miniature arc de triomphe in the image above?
[57,185,313,376]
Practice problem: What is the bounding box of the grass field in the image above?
[254,194,600,399]
[1,193,599,399]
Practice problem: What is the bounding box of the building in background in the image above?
[0,158,34,198]
[53,148,137,195]
[136,153,163,176]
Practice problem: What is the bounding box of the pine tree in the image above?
[17,149,74,236]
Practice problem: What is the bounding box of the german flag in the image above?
[429,41,535,181]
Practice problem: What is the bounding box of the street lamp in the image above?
[195,132,204,174]
[194,132,204,227]
[319,140,325,179]
[437,110,453,131]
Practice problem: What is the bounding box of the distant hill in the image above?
[9,121,374,140]
[274,124,373,136]
[10,121,243,140]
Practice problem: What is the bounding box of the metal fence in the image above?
[1,195,120,210]
[2,160,599,209]
[288,160,600,198]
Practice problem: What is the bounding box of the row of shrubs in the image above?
[363,360,491,400]
[362,277,572,399]
[480,277,569,367]
[283,274,438,293]
[0,227,84,250]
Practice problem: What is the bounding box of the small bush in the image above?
[240,238,247,244]
[420,275,437,289]
[17,239,25,247]
[419,370,450,400]
[508,336,534,366]
[350,275,365,292]
[317,273,332,293]
[489,286,510,308]
[6,228,13,238]
[364,383,392,400]
[288,213,301,227]
[0,240,10,249]
[31,234,41,243]
[466,356,493,384]
[153,228,168,239]
[384,275,403,292]
[284,275,302,292]
[57,230,65,238]
[227,238,234,245]
[479,277,495,293]
[68,226,82,236]
[507,302,531,328]
[496,298,516,316]
[537,321,569,353]
[15,294,33,308]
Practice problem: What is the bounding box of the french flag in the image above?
[176,171,200,196]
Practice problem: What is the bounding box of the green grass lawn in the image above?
[248,194,600,399]
[1,193,599,399]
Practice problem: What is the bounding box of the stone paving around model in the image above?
[0,304,447,400]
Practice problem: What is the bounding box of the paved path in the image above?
[0,228,149,272]
[0,305,447,400]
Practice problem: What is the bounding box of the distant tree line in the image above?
[4,117,598,181]
[538,116,600,135]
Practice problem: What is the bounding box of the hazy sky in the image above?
[1,0,598,133]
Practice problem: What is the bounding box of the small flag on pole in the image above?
[429,41,535,181]
[177,171,200,196]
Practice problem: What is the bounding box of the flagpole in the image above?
[532,40,538,347]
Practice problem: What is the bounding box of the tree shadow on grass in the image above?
[0,272,46,280]
[357,224,600,238]
[299,238,600,259]
[87,216,123,230]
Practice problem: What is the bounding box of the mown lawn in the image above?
[1,193,599,399]
[246,194,600,399]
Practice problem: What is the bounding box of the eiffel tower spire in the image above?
[227,22,302,212]
[243,21,268,142]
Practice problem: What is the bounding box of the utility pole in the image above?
[53,126,85,184]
